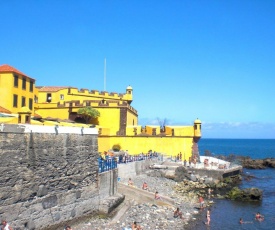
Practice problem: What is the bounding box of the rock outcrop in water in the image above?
[240,157,275,169]
[210,154,275,169]
[226,187,263,201]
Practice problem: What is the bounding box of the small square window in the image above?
[60,94,64,100]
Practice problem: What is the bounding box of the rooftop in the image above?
[0,106,11,114]
[0,64,34,81]
[37,86,69,92]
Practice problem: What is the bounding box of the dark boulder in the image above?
[174,166,189,182]
[264,158,275,168]
[226,187,263,201]
[237,156,275,169]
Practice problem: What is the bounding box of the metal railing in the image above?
[98,153,163,173]
[98,157,117,173]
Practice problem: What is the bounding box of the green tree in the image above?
[77,106,100,124]
[112,144,121,152]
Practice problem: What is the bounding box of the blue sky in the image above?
[1,0,275,138]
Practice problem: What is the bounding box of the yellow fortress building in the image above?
[0,64,201,159]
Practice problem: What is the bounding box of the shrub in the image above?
[112,144,121,152]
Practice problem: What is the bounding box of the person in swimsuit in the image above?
[128,178,134,186]
[199,196,205,210]
[239,218,244,224]
[255,212,264,221]
[131,221,142,230]
[142,182,148,190]
[206,209,211,225]
[174,207,183,219]
[154,191,162,200]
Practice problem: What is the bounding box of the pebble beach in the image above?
[67,174,201,230]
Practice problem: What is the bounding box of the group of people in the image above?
[198,193,212,225]
[239,212,264,224]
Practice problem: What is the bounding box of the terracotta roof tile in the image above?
[38,86,69,92]
[0,64,35,81]
[0,106,11,114]
[34,113,42,118]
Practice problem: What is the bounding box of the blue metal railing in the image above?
[98,157,117,173]
[98,153,162,173]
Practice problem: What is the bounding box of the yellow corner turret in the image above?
[194,118,201,138]
[126,85,133,104]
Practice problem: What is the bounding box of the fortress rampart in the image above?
[0,124,119,229]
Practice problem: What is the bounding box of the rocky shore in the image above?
[239,157,275,169]
[214,154,275,169]
[43,157,265,230]
[64,174,206,230]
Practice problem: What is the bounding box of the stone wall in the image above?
[0,125,118,230]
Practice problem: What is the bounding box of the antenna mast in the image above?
[104,58,106,91]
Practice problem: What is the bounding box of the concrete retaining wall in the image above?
[118,158,160,180]
[188,166,243,180]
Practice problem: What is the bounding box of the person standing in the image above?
[208,188,213,198]
[206,209,211,225]
[199,196,204,210]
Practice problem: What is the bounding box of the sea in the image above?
[188,138,275,230]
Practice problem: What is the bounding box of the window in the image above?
[34,95,38,103]
[22,77,26,90]
[30,81,33,92]
[60,94,64,100]
[13,94,18,107]
[21,96,26,107]
[47,93,52,102]
[14,75,18,87]
[29,98,33,110]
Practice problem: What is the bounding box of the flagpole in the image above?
[104,58,106,91]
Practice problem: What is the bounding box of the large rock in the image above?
[238,157,275,169]
[226,187,263,201]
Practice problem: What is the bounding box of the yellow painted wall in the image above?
[127,110,138,126]
[98,136,194,159]
[0,117,18,124]
[126,126,142,136]
[145,126,160,135]
[35,108,70,119]
[0,73,12,109]
[35,87,137,135]
[165,126,194,136]
[0,72,36,115]
[97,108,120,135]
[37,87,133,104]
